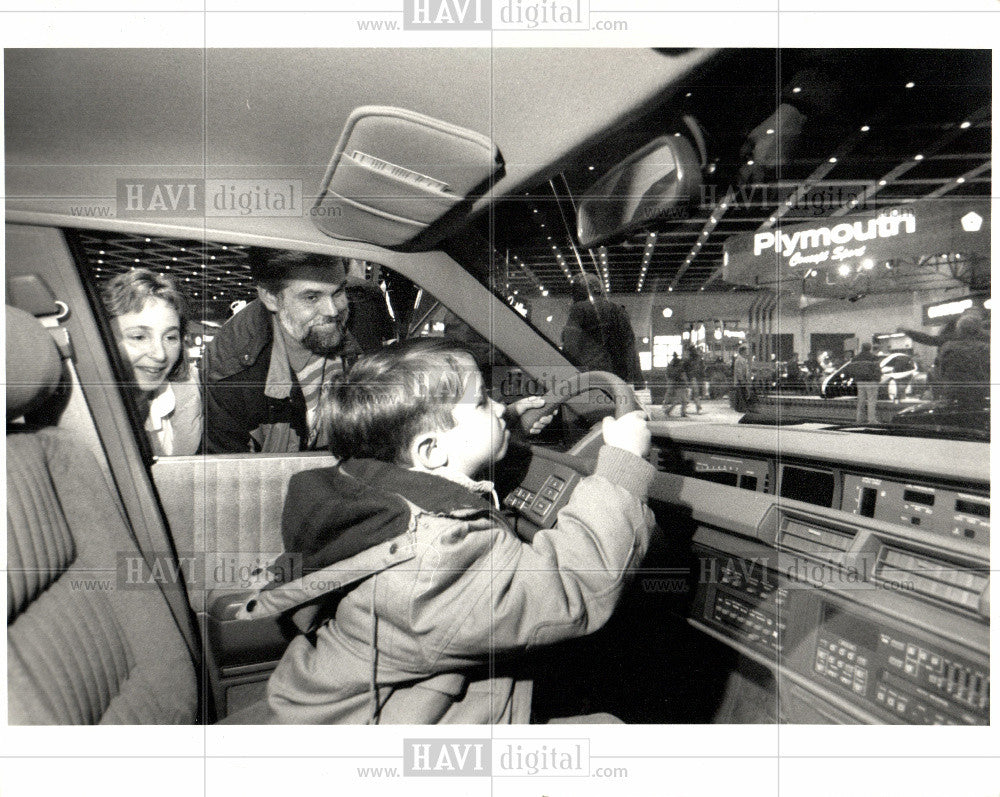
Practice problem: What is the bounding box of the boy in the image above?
[241,338,656,723]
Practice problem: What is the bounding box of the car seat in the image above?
[6,306,197,723]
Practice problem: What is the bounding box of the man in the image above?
[936,315,990,408]
[204,250,386,453]
[662,352,689,418]
[845,342,882,424]
[683,344,704,414]
[731,345,752,413]
[562,273,644,388]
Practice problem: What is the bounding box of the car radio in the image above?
[815,602,988,725]
[691,545,989,725]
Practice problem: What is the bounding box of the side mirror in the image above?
[576,135,702,249]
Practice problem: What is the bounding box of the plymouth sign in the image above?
[723,199,990,295]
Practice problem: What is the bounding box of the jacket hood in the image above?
[273,458,493,581]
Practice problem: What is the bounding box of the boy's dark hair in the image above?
[247,247,351,295]
[328,337,479,465]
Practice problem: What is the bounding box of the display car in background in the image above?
[820,352,923,400]
[5,47,990,726]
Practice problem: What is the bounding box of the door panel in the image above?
[151,452,336,611]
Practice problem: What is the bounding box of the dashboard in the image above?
[650,422,989,725]
[506,421,990,725]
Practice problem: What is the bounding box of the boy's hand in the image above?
[506,396,557,435]
[602,410,651,458]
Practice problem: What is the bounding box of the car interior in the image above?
[5,47,990,726]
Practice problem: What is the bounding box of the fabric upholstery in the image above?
[6,310,197,725]
[152,455,336,611]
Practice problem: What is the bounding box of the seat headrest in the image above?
[6,306,64,421]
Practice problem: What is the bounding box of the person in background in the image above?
[899,310,988,400]
[936,315,990,408]
[803,351,822,394]
[844,342,882,424]
[102,268,202,456]
[562,273,644,389]
[683,344,705,414]
[731,345,752,413]
[662,352,689,418]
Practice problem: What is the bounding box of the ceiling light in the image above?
[533,208,538,213]
[765,129,774,135]
[860,125,870,132]
[792,86,802,94]
[914,154,924,161]
[828,157,837,163]
[746,159,754,166]
[960,121,971,129]
[905,81,915,89]
[546,315,553,322]
[879,179,887,186]
[588,165,595,170]
[662,307,673,318]
[956,177,966,184]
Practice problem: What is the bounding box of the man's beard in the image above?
[301,322,347,356]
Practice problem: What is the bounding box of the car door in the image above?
[55,226,544,718]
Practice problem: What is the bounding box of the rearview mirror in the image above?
[576,135,702,249]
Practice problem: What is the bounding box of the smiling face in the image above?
[112,296,183,394]
[259,264,350,356]
[437,356,509,477]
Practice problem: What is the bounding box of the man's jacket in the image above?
[844,351,882,384]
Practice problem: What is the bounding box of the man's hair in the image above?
[327,337,479,464]
[956,313,984,338]
[860,342,873,353]
[101,267,189,381]
[571,272,603,303]
[248,248,351,294]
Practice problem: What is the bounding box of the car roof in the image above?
[5,47,714,249]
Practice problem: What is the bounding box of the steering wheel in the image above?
[517,369,642,436]
[503,371,642,533]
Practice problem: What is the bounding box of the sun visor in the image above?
[312,106,503,249]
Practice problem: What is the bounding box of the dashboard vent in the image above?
[778,519,854,565]
[875,546,988,614]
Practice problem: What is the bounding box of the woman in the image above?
[102,268,202,456]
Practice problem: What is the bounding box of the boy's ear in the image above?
[257,284,280,313]
[411,431,448,470]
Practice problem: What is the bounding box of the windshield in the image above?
[457,48,991,443]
